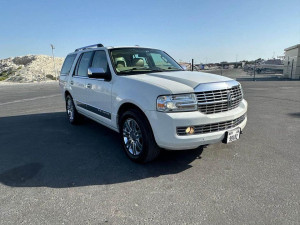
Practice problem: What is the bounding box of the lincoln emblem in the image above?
[227,91,232,108]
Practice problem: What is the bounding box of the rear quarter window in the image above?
[61,54,76,75]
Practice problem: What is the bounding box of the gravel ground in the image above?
[0,71,299,224]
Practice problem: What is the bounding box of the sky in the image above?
[0,0,299,63]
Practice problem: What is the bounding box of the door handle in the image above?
[86,83,92,89]
[70,80,74,85]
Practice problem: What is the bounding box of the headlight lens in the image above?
[157,93,198,112]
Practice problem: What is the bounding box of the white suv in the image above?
[59,44,247,163]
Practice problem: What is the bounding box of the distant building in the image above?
[283,44,300,79]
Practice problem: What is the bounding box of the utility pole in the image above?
[253,61,256,81]
[290,59,294,79]
[191,59,194,71]
[50,44,58,81]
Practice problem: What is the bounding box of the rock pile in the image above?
[0,55,64,82]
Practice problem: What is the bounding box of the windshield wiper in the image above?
[118,67,152,73]
[118,67,182,74]
[118,67,164,74]
[152,67,182,72]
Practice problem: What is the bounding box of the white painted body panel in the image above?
[71,77,87,104]
[85,78,112,125]
[146,99,247,150]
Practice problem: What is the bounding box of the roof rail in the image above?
[75,43,104,52]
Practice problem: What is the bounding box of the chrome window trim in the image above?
[72,75,105,81]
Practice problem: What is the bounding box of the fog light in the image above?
[185,126,195,134]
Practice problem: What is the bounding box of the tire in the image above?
[65,95,82,124]
[119,109,161,163]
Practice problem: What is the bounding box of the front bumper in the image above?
[145,99,248,150]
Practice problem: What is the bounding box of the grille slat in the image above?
[176,114,246,136]
[196,85,243,114]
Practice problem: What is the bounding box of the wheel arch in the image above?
[117,102,161,162]
[117,102,153,132]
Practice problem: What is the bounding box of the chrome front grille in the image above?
[196,85,243,114]
[177,114,246,136]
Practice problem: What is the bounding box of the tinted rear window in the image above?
[61,54,76,75]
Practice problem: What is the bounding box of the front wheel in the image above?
[119,109,161,163]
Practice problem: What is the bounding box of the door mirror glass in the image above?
[88,67,111,80]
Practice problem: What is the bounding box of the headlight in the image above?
[157,93,198,112]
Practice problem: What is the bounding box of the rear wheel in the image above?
[66,95,82,124]
[119,109,160,163]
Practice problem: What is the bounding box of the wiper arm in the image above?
[119,67,166,74]
[118,67,152,73]
[118,67,182,74]
[149,69,164,72]
[151,67,183,72]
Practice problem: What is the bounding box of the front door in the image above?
[85,50,112,126]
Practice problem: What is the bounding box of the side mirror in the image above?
[181,65,187,71]
[88,67,111,80]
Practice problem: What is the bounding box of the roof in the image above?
[68,44,161,56]
[106,46,158,50]
[284,44,300,51]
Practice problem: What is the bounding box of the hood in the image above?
[126,71,233,94]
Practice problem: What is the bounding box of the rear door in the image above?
[85,50,112,125]
[70,51,94,110]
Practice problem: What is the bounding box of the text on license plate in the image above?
[226,128,241,143]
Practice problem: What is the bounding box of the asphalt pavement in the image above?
[0,77,299,224]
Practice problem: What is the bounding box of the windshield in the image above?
[109,48,183,75]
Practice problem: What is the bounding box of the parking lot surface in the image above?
[0,76,299,224]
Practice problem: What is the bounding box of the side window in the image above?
[61,54,76,75]
[91,51,110,73]
[77,51,94,76]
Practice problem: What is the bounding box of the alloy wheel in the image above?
[67,98,74,121]
[122,118,143,156]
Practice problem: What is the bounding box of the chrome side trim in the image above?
[75,100,111,119]
[72,75,105,81]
